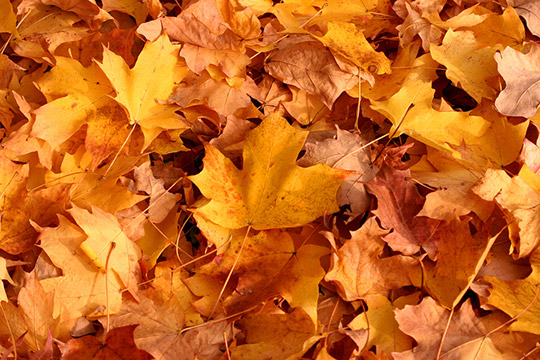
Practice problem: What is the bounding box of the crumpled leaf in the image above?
[472,166,540,258]
[325,217,421,301]
[298,128,378,216]
[59,325,152,360]
[190,113,348,230]
[494,44,540,118]
[265,39,357,109]
[314,21,392,75]
[193,225,327,323]
[230,305,317,360]
[103,295,196,360]
[484,248,540,334]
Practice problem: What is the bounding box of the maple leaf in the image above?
[298,128,378,216]
[348,293,418,356]
[192,224,327,323]
[59,325,152,360]
[325,217,421,301]
[431,29,500,102]
[18,0,112,30]
[0,153,71,254]
[484,248,540,334]
[509,0,540,36]
[170,71,260,117]
[494,44,540,118]
[36,215,123,323]
[281,86,327,126]
[69,205,141,295]
[0,0,19,38]
[133,162,181,224]
[265,39,357,109]
[424,219,498,309]
[0,271,58,353]
[472,166,540,258]
[229,304,317,359]
[103,295,196,360]
[12,3,91,64]
[393,297,494,359]
[314,21,392,75]
[366,165,425,255]
[98,33,188,147]
[190,113,349,230]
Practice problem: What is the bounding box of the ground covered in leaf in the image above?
[1,0,540,358]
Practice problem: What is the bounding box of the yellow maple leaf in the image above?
[315,21,392,75]
[431,29,501,102]
[70,205,141,295]
[472,166,540,258]
[485,248,540,335]
[189,113,349,230]
[98,34,189,147]
[37,215,123,323]
[192,223,327,323]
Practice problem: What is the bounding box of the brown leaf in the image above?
[366,165,425,255]
[325,217,421,301]
[265,39,357,109]
[298,128,378,216]
[494,44,540,118]
[59,325,152,360]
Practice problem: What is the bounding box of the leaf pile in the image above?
[1,0,540,358]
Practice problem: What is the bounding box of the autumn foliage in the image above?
[2,0,540,358]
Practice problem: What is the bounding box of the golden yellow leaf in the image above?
[431,29,500,102]
[0,0,19,38]
[98,34,188,147]
[315,21,391,75]
[485,248,540,334]
[190,113,348,230]
[69,205,141,294]
[37,215,123,323]
[349,293,417,355]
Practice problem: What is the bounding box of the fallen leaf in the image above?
[230,304,317,360]
[431,29,500,102]
[265,39,357,109]
[190,113,348,230]
[298,128,378,216]
[366,165,425,255]
[193,226,327,323]
[103,295,196,360]
[484,248,540,334]
[59,325,152,360]
[69,205,141,294]
[472,166,540,258]
[98,33,188,147]
[315,21,392,75]
[325,217,421,301]
[494,44,540,118]
[36,215,123,323]
[348,293,418,356]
